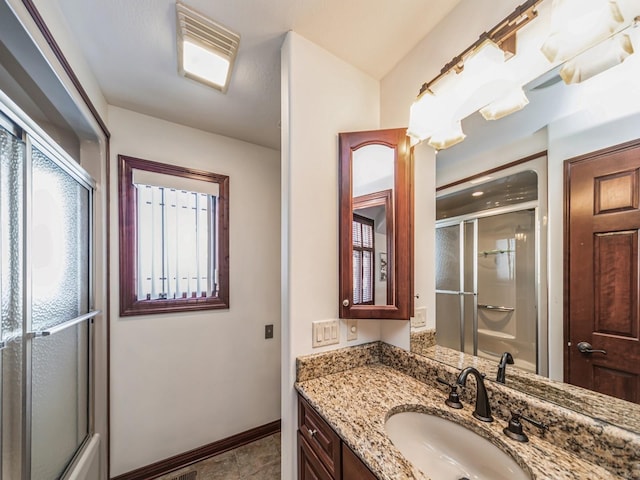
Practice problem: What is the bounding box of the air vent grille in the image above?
[168,471,197,480]
[175,2,240,92]
[177,5,239,58]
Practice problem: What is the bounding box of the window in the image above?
[352,213,374,305]
[118,155,229,315]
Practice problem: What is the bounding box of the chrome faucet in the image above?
[456,367,493,422]
[496,352,514,384]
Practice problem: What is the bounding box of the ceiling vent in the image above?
[176,2,240,93]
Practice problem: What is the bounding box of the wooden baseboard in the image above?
[111,419,281,480]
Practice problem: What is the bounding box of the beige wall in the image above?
[108,106,281,475]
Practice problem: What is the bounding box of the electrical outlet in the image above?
[312,319,339,347]
[265,324,274,339]
[346,319,358,341]
[411,307,427,328]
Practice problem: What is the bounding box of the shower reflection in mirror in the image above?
[435,165,548,375]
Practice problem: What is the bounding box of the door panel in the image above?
[566,141,640,403]
[594,231,637,336]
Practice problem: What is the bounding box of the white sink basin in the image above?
[385,412,531,480]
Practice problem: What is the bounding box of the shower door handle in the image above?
[478,304,514,312]
[577,342,607,355]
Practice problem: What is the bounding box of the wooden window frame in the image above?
[352,213,375,305]
[118,154,229,316]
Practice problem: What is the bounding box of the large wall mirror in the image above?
[409,0,640,436]
[339,128,413,319]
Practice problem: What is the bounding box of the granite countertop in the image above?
[295,363,620,480]
[422,344,640,434]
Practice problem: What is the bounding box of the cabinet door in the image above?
[342,443,378,480]
[298,396,341,477]
[339,128,413,319]
[298,432,333,480]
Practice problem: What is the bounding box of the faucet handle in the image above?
[503,411,548,443]
[436,377,463,409]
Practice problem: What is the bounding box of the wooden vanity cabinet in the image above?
[342,443,377,480]
[298,394,378,480]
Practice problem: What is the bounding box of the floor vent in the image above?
[168,472,197,480]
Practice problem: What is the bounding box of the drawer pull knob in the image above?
[308,428,317,437]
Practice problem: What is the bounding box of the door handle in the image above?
[577,341,607,355]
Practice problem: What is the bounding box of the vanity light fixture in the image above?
[540,0,624,64]
[472,191,484,197]
[560,33,634,83]
[176,2,240,93]
[541,0,640,85]
[479,87,530,120]
[408,0,544,148]
[428,120,466,150]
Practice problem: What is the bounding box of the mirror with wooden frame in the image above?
[339,128,413,319]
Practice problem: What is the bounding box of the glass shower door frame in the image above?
[435,219,478,355]
[436,200,542,370]
[1,96,96,480]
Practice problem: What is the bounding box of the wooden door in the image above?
[566,140,640,403]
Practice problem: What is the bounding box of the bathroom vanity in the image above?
[295,342,639,479]
[298,394,377,479]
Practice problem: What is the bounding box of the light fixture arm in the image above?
[419,0,543,96]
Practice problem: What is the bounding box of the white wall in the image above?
[108,106,281,476]
[281,31,381,480]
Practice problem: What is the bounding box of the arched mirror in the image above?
[339,128,413,319]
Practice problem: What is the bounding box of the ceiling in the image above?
[48,0,462,150]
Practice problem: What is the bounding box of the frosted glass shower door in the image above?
[30,145,91,479]
[436,221,476,354]
[1,122,25,478]
[436,225,461,350]
[476,210,537,372]
[0,109,94,480]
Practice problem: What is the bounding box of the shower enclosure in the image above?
[1,101,95,478]
[435,169,546,374]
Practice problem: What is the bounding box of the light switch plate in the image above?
[312,319,339,347]
[411,307,427,328]
[346,319,358,341]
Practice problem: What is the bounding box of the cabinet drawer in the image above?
[298,396,341,479]
[298,432,333,480]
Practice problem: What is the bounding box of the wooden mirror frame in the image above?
[338,128,413,319]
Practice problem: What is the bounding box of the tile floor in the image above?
[157,433,281,480]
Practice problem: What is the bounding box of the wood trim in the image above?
[563,157,571,383]
[562,138,640,383]
[436,151,547,192]
[21,0,110,139]
[111,420,281,480]
[118,154,230,316]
